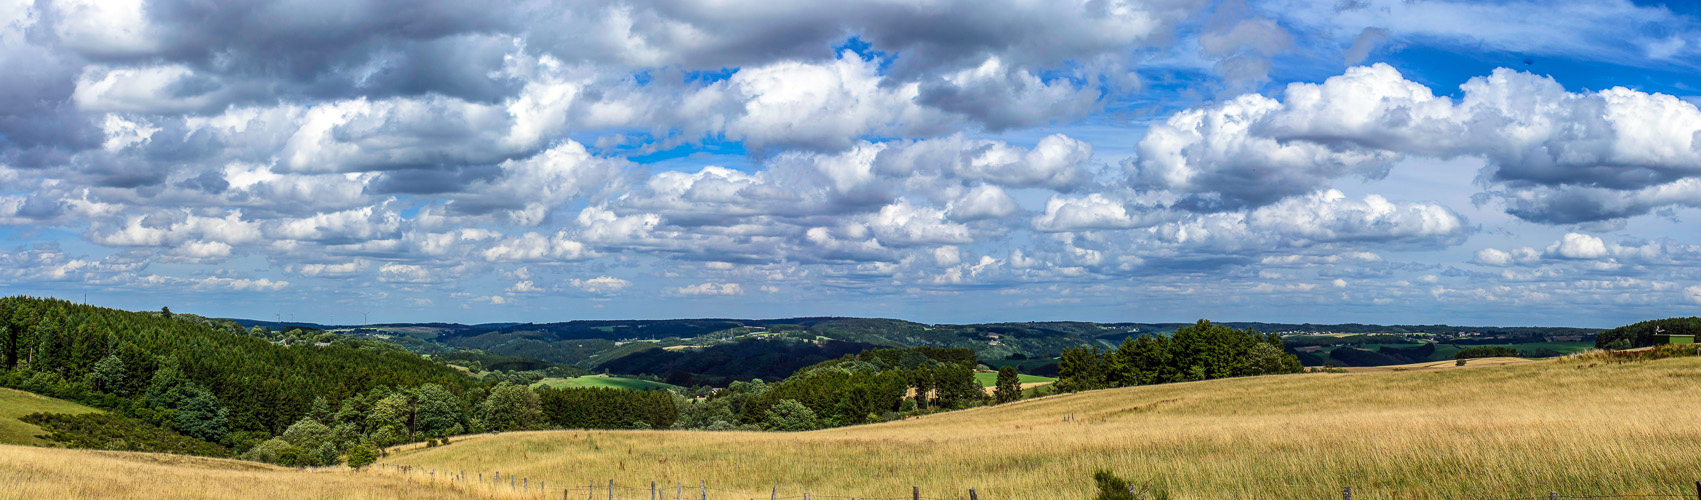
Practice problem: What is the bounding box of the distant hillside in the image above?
[2,296,478,437]
[220,314,1604,381]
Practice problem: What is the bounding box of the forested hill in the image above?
[300,316,1600,366]
[0,296,476,435]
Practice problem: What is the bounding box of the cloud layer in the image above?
[2,0,1699,325]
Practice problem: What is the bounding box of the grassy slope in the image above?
[531,375,680,391]
[971,372,1056,387]
[0,444,504,500]
[0,389,101,446]
[385,356,1701,500]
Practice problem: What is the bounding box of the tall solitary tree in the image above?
[994,366,1023,404]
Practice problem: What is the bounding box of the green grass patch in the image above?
[973,372,1057,387]
[0,388,101,446]
[982,358,1060,372]
[532,375,680,391]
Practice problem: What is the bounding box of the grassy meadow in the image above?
[5,355,1698,500]
[531,375,680,391]
[0,444,516,500]
[382,356,1701,500]
[0,388,100,446]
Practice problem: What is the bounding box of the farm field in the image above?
[0,388,100,446]
[382,355,1701,500]
[531,375,680,391]
[980,358,1059,374]
[971,371,1056,387]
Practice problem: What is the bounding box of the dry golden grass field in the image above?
[5,355,1701,500]
[0,444,499,500]
[378,354,1701,500]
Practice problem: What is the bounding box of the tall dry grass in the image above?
[0,444,537,500]
[4,357,1698,500]
[381,356,1701,500]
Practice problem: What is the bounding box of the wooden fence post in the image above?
[677,482,682,500]
[565,489,571,500]
[701,481,707,500]
[1342,487,1352,500]
[771,485,777,500]
[969,488,977,500]
[1548,492,1557,500]
[653,481,658,500]
[610,480,615,500]
[589,481,594,500]
[1694,480,1700,500]
[913,485,920,500]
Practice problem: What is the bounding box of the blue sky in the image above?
[3,0,1701,328]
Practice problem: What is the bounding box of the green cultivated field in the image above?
[532,375,681,391]
[982,358,1060,372]
[0,388,101,446]
[974,371,1057,387]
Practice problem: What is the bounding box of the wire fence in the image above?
[1339,485,1701,500]
[368,465,1701,500]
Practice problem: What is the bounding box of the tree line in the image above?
[669,347,999,432]
[1052,320,1304,392]
[1595,317,1701,349]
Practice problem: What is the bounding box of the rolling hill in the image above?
[373,353,1701,500]
[251,315,1603,382]
[8,351,1698,499]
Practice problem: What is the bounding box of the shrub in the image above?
[315,442,339,466]
[345,444,377,469]
[241,438,299,464]
[22,412,229,457]
[1093,470,1169,500]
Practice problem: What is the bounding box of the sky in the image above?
[3,0,1701,327]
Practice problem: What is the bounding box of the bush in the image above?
[345,443,377,469]
[315,442,339,466]
[222,430,271,455]
[1093,469,1168,500]
[241,438,300,464]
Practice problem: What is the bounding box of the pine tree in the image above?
[994,366,1022,404]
